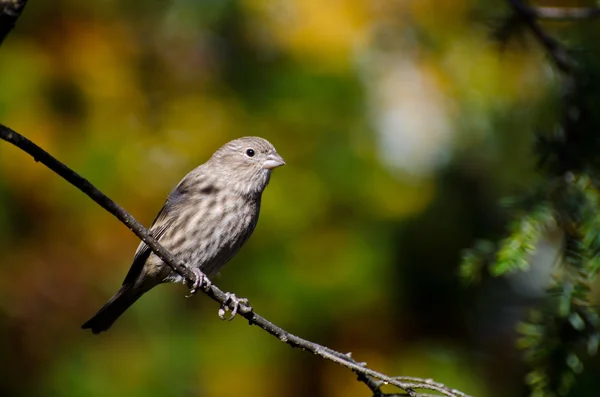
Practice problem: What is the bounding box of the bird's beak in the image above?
[262,153,286,170]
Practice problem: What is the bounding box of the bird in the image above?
[82,136,285,334]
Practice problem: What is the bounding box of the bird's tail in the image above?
[81,285,145,334]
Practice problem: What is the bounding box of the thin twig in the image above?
[533,6,600,21]
[508,0,575,74]
[0,125,472,397]
[394,377,471,397]
[0,0,28,46]
[358,372,389,396]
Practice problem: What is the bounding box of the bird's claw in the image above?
[186,268,211,297]
[218,292,249,321]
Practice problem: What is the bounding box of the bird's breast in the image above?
[173,194,260,276]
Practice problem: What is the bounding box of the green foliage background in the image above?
[0,1,599,397]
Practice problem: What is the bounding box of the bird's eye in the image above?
[246,149,255,157]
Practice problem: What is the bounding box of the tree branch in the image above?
[507,0,576,74]
[0,125,473,397]
[0,0,28,46]
[533,6,600,21]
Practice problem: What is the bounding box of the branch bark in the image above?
[533,6,600,21]
[0,0,28,46]
[0,125,473,397]
[507,0,576,74]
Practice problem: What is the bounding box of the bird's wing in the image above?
[122,180,190,286]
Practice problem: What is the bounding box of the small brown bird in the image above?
[82,137,285,334]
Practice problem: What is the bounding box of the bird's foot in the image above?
[186,268,211,297]
[218,292,250,321]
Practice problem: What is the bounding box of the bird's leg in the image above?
[186,267,211,297]
[218,292,250,321]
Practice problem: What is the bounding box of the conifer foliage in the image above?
[462,6,600,395]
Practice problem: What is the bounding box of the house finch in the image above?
[82,136,285,334]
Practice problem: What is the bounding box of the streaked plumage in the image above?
[82,137,285,334]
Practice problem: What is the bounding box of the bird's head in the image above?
[209,136,285,195]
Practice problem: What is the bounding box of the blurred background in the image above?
[1,0,599,396]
